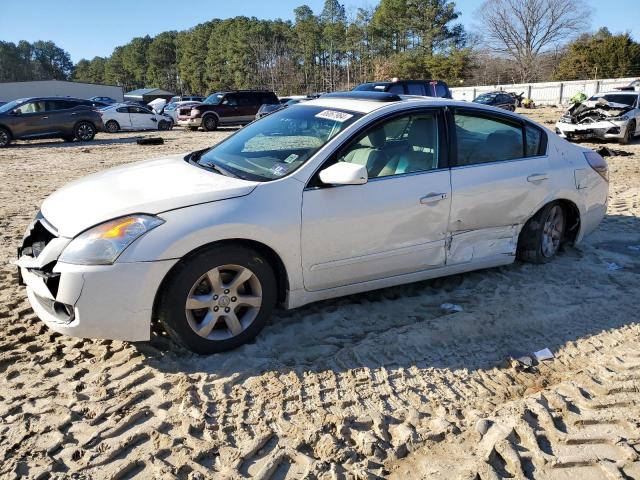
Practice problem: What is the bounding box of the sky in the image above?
[1,0,639,63]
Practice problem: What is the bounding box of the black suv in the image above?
[0,97,104,147]
[176,90,279,131]
[353,80,452,98]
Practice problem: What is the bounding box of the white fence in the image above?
[450,77,637,106]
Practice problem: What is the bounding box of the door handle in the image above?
[527,173,548,182]
[420,193,448,205]
[41,116,48,119]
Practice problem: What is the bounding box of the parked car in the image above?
[473,91,517,111]
[163,101,201,124]
[255,95,320,119]
[89,96,118,105]
[176,90,279,131]
[353,80,452,98]
[555,91,640,144]
[0,97,104,147]
[101,104,173,133]
[15,91,608,353]
[615,79,640,92]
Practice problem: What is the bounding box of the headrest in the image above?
[407,117,436,148]
[359,126,386,149]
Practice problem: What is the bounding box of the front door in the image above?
[447,109,551,264]
[301,109,451,291]
[12,100,50,138]
[129,106,157,130]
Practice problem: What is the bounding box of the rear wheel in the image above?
[74,122,96,142]
[0,127,11,148]
[157,245,276,354]
[620,120,635,145]
[105,120,120,133]
[202,115,218,131]
[517,203,566,264]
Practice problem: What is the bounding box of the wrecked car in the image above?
[15,91,608,354]
[556,91,640,144]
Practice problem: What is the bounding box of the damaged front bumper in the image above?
[555,119,629,140]
[14,214,177,342]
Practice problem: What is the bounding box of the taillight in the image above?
[584,151,609,183]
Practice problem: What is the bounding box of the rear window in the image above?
[525,124,546,157]
[434,82,448,97]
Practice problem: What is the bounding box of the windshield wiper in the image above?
[203,162,238,178]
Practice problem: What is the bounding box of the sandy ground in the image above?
[0,109,639,479]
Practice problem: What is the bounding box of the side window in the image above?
[454,112,524,166]
[237,94,254,106]
[223,94,238,106]
[434,82,448,98]
[406,83,426,96]
[116,107,128,113]
[387,83,404,94]
[338,112,440,178]
[17,101,46,114]
[525,124,546,157]
[46,100,73,111]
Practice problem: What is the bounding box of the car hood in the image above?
[41,154,259,237]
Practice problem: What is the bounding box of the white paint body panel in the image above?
[18,97,608,341]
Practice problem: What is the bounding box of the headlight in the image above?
[59,215,164,265]
[609,115,629,121]
[191,109,201,117]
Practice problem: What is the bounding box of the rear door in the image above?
[236,93,259,123]
[44,100,75,134]
[447,108,550,264]
[115,106,133,129]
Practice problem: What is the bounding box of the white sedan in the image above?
[16,92,608,353]
[100,104,173,133]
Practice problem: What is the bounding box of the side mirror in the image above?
[319,162,368,186]
[12,109,21,115]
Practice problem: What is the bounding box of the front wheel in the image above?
[0,127,12,148]
[620,120,635,145]
[202,115,218,131]
[105,120,119,133]
[74,122,96,141]
[517,203,566,264]
[158,120,170,131]
[157,245,277,354]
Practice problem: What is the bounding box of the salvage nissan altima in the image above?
[16,91,609,353]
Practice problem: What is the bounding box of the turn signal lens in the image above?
[584,151,609,183]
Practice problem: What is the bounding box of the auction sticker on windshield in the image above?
[315,110,354,122]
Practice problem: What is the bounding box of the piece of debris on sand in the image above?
[137,137,164,145]
[594,146,633,157]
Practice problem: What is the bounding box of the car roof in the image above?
[302,91,506,115]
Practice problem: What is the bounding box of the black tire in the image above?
[0,127,12,148]
[105,120,120,133]
[74,121,96,142]
[202,115,218,132]
[620,120,635,145]
[517,202,566,264]
[158,120,170,131]
[157,245,277,354]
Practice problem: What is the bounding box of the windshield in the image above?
[195,105,362,181]
[0,99,26,113]
[590,94,637,107]
[474,94,497,104]
[203,93,225,105]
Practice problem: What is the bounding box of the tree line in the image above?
[1,0,639,95]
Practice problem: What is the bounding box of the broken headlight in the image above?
[559,116,573,123]
[59,215,164,265]
[608,115,629,122]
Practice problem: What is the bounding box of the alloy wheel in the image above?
[77,123,94,141]
[541,205,564,257]
[0,130,9,147]
[185,264,263,341]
